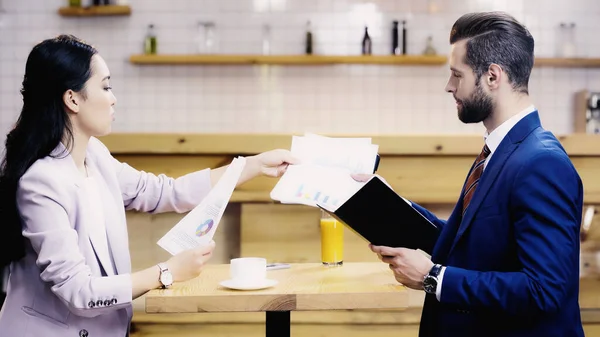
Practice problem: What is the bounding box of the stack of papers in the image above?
[157,156,246,255]
[270,133,379,211]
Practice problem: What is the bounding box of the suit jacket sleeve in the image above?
[17,167,133,318]
[409,202,446,255]
[411,202,447,230]
[440,150,582,317]
[92,138,213,213]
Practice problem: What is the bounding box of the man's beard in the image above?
[456,83,494,124]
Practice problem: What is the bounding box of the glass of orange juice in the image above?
[320,210,343,266]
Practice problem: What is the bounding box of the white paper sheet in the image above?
[290,134,378,174]
[157,156,246,255]
[270,133,378,209]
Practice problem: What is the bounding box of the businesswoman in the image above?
[0,35,297,337]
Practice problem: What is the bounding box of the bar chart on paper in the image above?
[270,164,364,209]
[295,184,341,208]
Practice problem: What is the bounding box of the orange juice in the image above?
[320,214,344,266]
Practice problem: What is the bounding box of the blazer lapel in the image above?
[85,155,129,275]
[82,162,117,276]
[87,221,116,276]
[446,111,542,256]
[50,143,115,275]
[102,185,131,275]
[50,142,131,275]
[51,142,84,188]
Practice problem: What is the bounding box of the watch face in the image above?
[423,276,436,293]
[160,272,173,286]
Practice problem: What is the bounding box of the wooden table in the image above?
[145,262,423,337]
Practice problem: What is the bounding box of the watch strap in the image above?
[157,262,172,288]
[428,264,442,278]
[157,262,168,273]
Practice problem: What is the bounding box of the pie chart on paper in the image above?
[195,219,214,237]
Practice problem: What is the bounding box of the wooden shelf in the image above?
[128,54,448,66]
[535,57,600,68]
[58,5,131,17]
[99,133,600,156]
[129,55,600,68]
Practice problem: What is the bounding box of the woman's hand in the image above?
[251,149,300,178]
[165,241,216,282]
[211,149,300,187]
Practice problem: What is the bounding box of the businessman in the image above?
[361,12,584,337]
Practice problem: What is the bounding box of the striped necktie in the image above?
[462,144,491,215]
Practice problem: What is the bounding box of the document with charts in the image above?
[157,156,245,255]
[270,133,379,210]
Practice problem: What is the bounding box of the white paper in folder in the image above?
[157,156,246,255]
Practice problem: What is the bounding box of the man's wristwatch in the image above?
[157,263,173,289]
[423,264,442,294]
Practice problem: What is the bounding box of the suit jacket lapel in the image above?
[447,142,517,255]
[432,147,479,263]
[446,111,542,257]
[431,178,467,263]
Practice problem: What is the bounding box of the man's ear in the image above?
[486,63,503,90]
[63,89,80,113]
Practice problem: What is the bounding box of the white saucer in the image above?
[219,278,278,291]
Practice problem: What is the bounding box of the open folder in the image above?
[318,176,440,253]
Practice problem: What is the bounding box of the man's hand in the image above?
[370,244,434,290]
[351,174,393,189]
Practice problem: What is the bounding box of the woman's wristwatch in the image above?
[157,262,173,289]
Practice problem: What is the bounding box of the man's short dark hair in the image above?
[450,11,534,94]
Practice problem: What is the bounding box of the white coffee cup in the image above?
[229,257,267,284]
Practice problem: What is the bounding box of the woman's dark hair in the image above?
[450,11,534,94]
[0,34,97,267]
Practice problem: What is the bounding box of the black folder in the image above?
[318,176,440,253]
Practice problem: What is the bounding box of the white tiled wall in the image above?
[1,0,600,140]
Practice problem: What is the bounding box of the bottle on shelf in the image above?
[69,0,82,7]
[262,24,271,55]
[402,20,407,55]
[196,22,216,54]
[423,36,437,55]
[305,21,313,55]
[557,22,577,58]
[392,20,400,55]
[362,26,372,55]
[144,24,157,55]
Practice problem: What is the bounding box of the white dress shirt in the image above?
[435,104,536,301]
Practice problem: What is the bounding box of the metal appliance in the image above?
[574,90,600,133]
